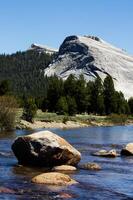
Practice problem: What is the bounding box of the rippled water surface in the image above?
[1,126,133,199]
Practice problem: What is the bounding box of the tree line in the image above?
[0,50,52,97]
[1,71,133,126]
[40,74,132,116]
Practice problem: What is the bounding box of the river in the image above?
[1,126,133,199]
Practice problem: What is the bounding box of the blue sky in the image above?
[0,0,133,54]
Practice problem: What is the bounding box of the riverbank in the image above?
[16,119,89,129]
[15,109,133,130]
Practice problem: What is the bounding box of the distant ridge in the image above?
[28,43,58,54]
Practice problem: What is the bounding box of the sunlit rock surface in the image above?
[12,130,81,167]
[44,35,133,99]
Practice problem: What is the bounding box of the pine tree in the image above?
[103,75,116,114]
[128,97,133,114]
[56,96,68,115]
[114,91,129,114]
[75,74,88,113]
[47,75,64,112]
[67,96,77,116]
[0,80,10,96]
[86,81,94,113]
[22,98,37,123]
[64,74,77,97]
[90,77,104,115]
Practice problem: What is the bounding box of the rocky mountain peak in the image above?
[44,35,133,99]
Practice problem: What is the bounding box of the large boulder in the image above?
[12,131,81,167]
[32,172,78,186]
[121,143,133,156]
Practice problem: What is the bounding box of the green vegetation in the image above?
[22,98,37,123]
[107,114,128,125]
[0,51,52,98]
[0,49,133,128]
[0,80,17,130]
[0,96,17,130]
[40,74,129,116]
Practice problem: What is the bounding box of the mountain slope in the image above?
[44,35,133,99]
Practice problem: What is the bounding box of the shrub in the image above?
[22,98,37,123]
[107,114,128,125]
[0,96,17,130]
[62,116,69,124]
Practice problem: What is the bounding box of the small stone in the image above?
[79,162,101,170]
[32,172,78,186]
[92,149,118,157]
[58,192,74,199]
[52,165,77,171]
[0,187,15,194]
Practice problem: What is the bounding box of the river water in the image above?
[1,126,133,199]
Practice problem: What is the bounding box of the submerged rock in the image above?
[32,172,78,186]
[92,149,118,157]
[121,143,133,156]
[79,162,101,170]
[0,187,15,194]
[12,130,81,167]
[52,165,77,171]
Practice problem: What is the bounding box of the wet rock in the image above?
[12,130,81,167]
[79,162,101,170]
[92,149,118,157]
[52,165,77,171]
[0,187,15,194]
[56,192,74,199]
[32,172,78,186]
[121,143,133,156]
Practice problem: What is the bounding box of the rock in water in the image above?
[52,165,77,171]
[11,131,81,167]
[32,172,78,186]
[121,143,133,156]
[44,35,133,99]
[79,162,101,170]
[92,149,118,157]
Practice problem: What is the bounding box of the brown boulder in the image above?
[79,162,101,170]
[32,172,78,186]
[12,131,81,167]
[121,143,133,156]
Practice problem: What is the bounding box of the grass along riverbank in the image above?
[15,109,133,130]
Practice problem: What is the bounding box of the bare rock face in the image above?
[28,43,58,54]
[121,143,133,156]
[32,172,78,186]
[52,165,77,171]
[11,131,81,167]
[44,35,133,99]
